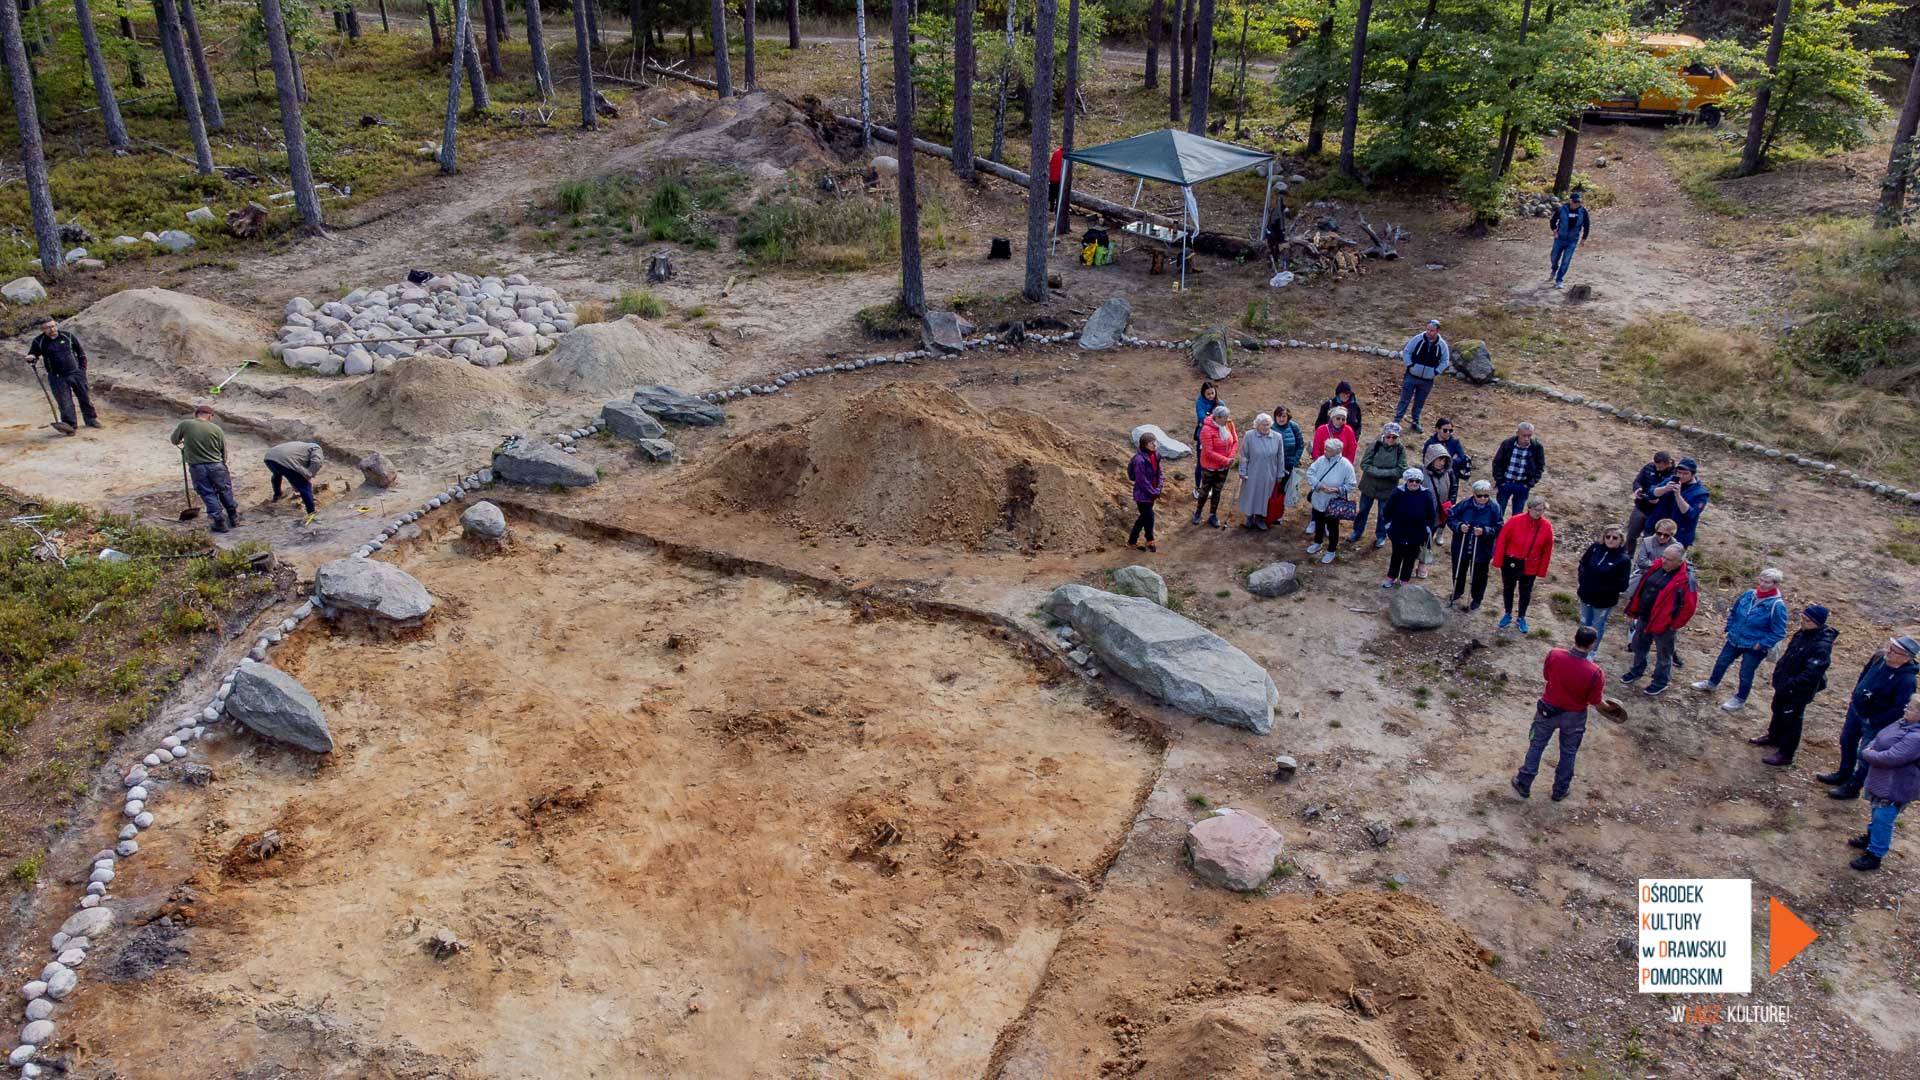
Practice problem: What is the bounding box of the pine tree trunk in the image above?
[1054,0,1077,235]
[890,0,925,314]
[1304,2,1333,155]
[1229,7,1247,135]
[428,1,440,50]
[379,0,389,31]
[440,0,468,171]
[1180,0,1192,92]
[1338,0,1372,179]
[574,0,596,127]
[988,0,1009,161]
[287,29,307,100]
[742,0,753,87]
[491,0,507,40]
[343,1,361,38]
[259,0,321,231]
[785,0,797,48]
[177,0,222,130]
[1552,115,1579,194]
[952,0,974,179]
[1167,0,1182,122]
[74,0,130,146]
[153,0,215,172]
[0,0,59,279]
[854,0,868,141]
[586,0,602,50]
[480,0,501,76]
[710,0,731,95]
[1186,0,1211,134]
[118,13,146,87]
[1023,0,1055,303]
[464,22,489,108]
[155,0,191,114]
[1875,52,1920,227]
[1144,0,1159,89]
[629,0,644,50]
[1737,0,1791,177]
[526,0,552,98]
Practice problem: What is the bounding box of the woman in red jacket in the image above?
[1193,405,1239,528]
[1493,499,1555,633]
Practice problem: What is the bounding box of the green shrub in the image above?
[616,289,667,319]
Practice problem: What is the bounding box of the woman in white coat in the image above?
[1304,439,1357,565]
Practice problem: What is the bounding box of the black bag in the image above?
[1080,226,1109,246]
[406,269,434,284]
[988,237,1012,260]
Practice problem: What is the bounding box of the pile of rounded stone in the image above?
[270,272,578,376]
[698,329,1083,403]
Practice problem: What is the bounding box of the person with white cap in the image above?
[1380,466,1437,588]
[1820,635,1919,800]
[1393,319,1450,434]
[1447,479,1504,610]
[1548,189,1591,289]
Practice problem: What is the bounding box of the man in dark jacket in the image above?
[1819,636,1918,799]
[1392,320,1451,434]
[1491,422,1545,516]
[1750,606,1837,767]
[1625,450,1674,553]
[1647,457,1710,548]
[1548,189,1591,289]
[25,316,101,431]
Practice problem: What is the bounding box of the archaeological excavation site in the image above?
[6,4,1920,1078]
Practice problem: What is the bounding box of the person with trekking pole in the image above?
[25,316,101,434]
[171,404,241,533]
[1447,479,1503,612]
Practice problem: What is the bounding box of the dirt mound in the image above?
[657,90,844,174]
[332,352,532,441]
[62,288,273,390]
[519,315,718,396]
[688,383,1130,552]
[1135,892,1555,1080]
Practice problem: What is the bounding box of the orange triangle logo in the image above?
[1769,897,1818,975]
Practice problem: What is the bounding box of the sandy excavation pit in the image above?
[60,521,1159,1079]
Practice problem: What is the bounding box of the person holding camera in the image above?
[1646,457,1710,549]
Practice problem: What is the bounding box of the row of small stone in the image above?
[1117,333,1920,507]
[695,331,1081,403]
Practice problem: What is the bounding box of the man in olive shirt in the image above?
[171,404,241,533]
[26,316,101,431]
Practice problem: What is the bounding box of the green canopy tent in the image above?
[1064,129,1277,289]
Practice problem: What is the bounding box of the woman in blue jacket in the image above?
[1691,568,1789,712]
[1446,480,1504,611]
[1192,381,1221,499]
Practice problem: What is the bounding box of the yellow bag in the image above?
[1081,242,1098,266]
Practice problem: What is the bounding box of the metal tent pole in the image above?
[1180,186,1189,291]
[1131,178,1144,207]
[1256,162,1275,242]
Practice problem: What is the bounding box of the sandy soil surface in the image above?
[40,520,1158,1078]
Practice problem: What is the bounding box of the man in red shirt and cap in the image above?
[1513,625,1605,801]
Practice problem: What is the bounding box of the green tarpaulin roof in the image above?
[1065,129,1272,187]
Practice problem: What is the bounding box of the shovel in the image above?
[29,365,76,435]
[177,450,202,521]
[208,359,253,396]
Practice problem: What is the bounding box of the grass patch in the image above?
[1885,520,1920,565]
[615,288,668,319]
[1188,793,1212,808]
[739,188,949,271]
[9,851,44,884]
[540,168,734,250]
[1549,591,1578,622]
[1656,130,1745,218]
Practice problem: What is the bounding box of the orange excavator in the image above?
[1586,32,1736,127]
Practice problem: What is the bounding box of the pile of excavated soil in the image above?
[689,383,1131,552]
[656,89,845,174]
[1134,892,1556,1080]
[332,352,532,442]
[521,315,719,396]
[62,288,274,390]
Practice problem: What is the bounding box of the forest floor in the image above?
[2,23,1918,1080]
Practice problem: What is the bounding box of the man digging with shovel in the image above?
[25,316,101,435]
[171,404,241,534]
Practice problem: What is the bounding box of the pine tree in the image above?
[74,0,131,147]
[526,0,553,98]
[786,0,798,48]
[1876,50,1920,227]
[1337,0,1372,179]
[1056,0,1079,235]
[154,0,217,172]
[855,0,869,142]
[1023,0,1056,303]
[742,0,754,87]
[1,0,60,279]
[1186,0,1212,134]
[1737,0,1792,177]
[440,0,470,171]
[574,0,596,127]
[952,0,974,180]
[710,0,732,95]
[891,0,924,315]
[1145,0,1160,89]
[259,0,322,231]
[178,0,224,130]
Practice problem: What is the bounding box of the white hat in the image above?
[1402,467,1425,483]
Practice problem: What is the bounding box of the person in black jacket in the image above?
[1750,606,1837,767]
[1624,450,1674,553]
[1491,422,1545,515]
[1576,525,1633,660]
[25,316,102,431]
[1314,381,1363,438]
[1819,636,1919,798]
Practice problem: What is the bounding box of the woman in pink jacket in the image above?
[1193,405,1239,528]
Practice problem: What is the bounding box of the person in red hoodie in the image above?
[1493,499,1555,634]
[1193,404,1239,529]
[1049,146,1066,211]
[1512,626,1605,801]
[1620,543,1699,697]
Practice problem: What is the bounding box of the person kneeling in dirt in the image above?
[1620,544,1698,697]
[27,316,101,432]
[171,404,240,533]
[1512,625,1605,801]
[265,440,326,520]
[1848,695,1920,872]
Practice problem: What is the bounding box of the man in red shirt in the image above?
[1048,146,1066,211]
[1512,626,1604,801]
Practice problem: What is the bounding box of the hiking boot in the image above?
[1720,697,1746,712]
[1207,515,1221,529]
[1192,511,1203,525]
[1255,519,1269,532]
[1828,785,1861,800]
[1372,536,1387,550]
[1815,771,1847,785]
[211,519,230,534]
[1550,789,1569,802]
[1747,734,1775,746]
[1848,833,1871,849]
[1850,853,1882,872]
[1381,578,1395,589]
[227,510,242,526]
[1761,753,1793,767]
[1510,777,1530,799]
[1408,423,1423,434]
[84,418,103,428]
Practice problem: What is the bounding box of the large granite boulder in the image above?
[1079,298,1131,350]
[358,451,398,488]
[492,440,598,487]
[2,276,47,304]
[1457,339,1495,384]
[922,311,969,354]
[1387,585,1448,630]
[632,385,725,426]
[1110,565,1168,607]
[1191,326,1232,380]
[1042,584,1277,734]
[1129,423,1191,461]
[460,500,507,540]
[225,665,334,753]
[602,399,666,441]
[1186,808,1286,891]
[314,558,435,625]
[1246,563,1300,598]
